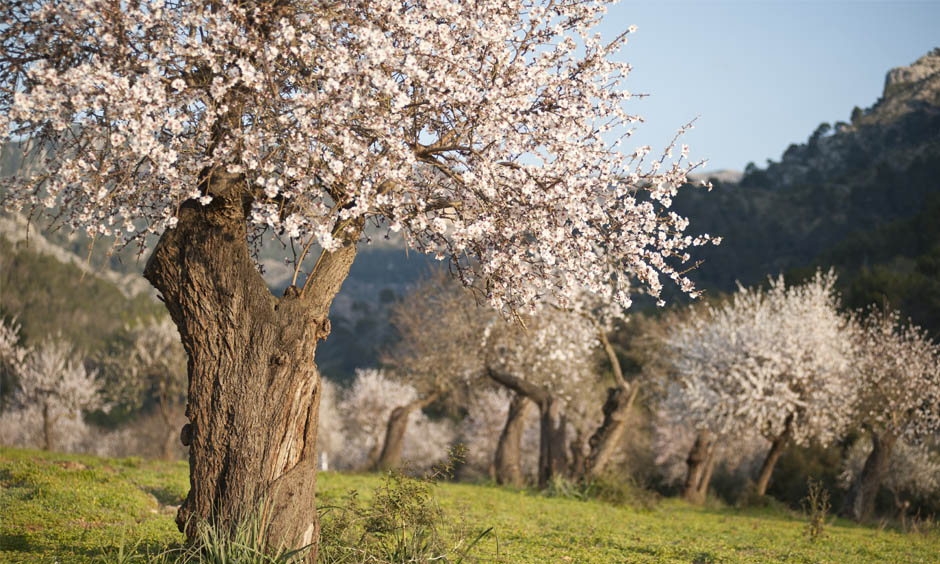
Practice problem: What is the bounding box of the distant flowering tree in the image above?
[840,435,940,516]
[0,318,28,408]
[377,272,489,470]
[99,317,187,460]
[1,0,714,553]
[666,271,857,496]
[10,337,104,451]
[333,368,453,472]
[840,308,940,521]
[484,305,604,487]
[652,383,767,504]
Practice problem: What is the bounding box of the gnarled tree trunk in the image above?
[494,393,533,486]
[755,416,793,497]
[486,367,568,488]
[683,430,714,504]
[840,430,898,522]
[144,172,358,562]
[374,391,441,471]
[585,384,638,478]
[583,326,637,479]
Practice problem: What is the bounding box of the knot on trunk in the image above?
[180,423,193,447]
[315,318,331,340]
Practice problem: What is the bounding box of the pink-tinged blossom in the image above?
[1,0,715,314]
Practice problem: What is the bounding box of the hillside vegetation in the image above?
[2,447,938,564]
[672,49,940,336]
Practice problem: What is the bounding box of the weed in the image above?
[540,475,660,509]
[318,447,492,563]
[801,478,831,543]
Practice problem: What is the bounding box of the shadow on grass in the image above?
[142,485,185,507]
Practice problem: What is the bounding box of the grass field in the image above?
[2,447,938,563]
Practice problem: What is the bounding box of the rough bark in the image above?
[755,417,792,497]
[486,367,568,487]
[683,430,714,504]
[143,171,358,562]
[374,392,441,471]
[158,389,177,461]
[494,393,533,486]
[840,430,899,522]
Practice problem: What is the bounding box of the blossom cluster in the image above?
[1,0,715,313]
[666,270,857,446]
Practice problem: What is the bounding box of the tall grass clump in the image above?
[318,449,493,563]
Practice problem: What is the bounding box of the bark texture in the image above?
[840,430,898,522]
[683,431,715,504]
[374,392,440,471]
[144,171,358,561]
[494,393,533,486]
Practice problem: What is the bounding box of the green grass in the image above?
[2,447,938,563]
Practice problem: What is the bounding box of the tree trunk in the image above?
[143,172,358,562]
[41,402,53,451]
[568,430,588,480]
[538,396,569,488]
[755,420,791,497]
[696,442,717,501]
[840,430,898,522]
[158,390,177,461]
[374,392,440,471]
[485,367,567,488]
[584,383,638,478]
[683,430,713,504]
[494,393,533,487]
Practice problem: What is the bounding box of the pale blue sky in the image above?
[597,1,940,172]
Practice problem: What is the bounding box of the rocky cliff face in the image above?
[870,47,940,124]
[884,48,940,90]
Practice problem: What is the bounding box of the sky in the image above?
[596,0,940,172]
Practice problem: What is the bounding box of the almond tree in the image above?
[484,306,604,487]
[652,383,766,504]
[1,0,713,554]
[332,367,453,472]
[0,318,28,408]
[13,337,104,451]
[840,308,940,521]
[666,271,857,496]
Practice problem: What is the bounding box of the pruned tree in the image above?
[666,271,857,497]
[2,0,713,554]
[457,388,539,484]
[840,308,940,522]
[99,317,187,459]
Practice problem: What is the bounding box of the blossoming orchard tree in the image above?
[1,0,713,555]
[666,271,857,497]
[840,308,940,522]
